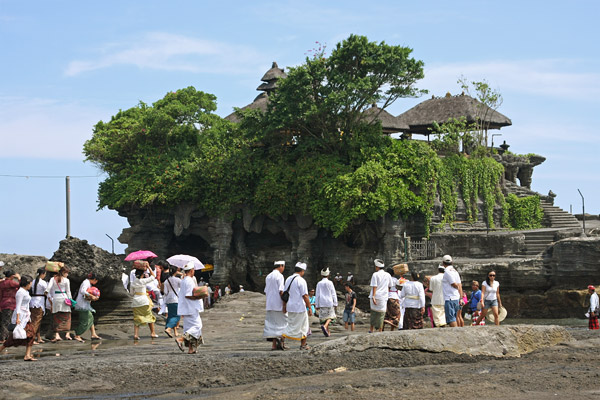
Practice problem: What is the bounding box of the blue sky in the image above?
[1,1,599,257]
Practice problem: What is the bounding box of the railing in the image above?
[407,239,436,260]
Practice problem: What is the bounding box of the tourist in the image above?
[441,255,464,328]
[428,266,446,327]
[46,266,75,341]
[28,268,47,344]
[175,262,204,354]
[468,280,483,325]
[475,270,502,326]
[334,273,343,289]
[213,285,221,303]
[282,262,312,350]
[588,285,599,330]
[384,267,401,330]
[163,266,182,338]
[224,284,232,296]
[369,259,391,332]
[129,261,158,340]
[347,272,354,286]
[315,268,337,337]
[400,271,426,329]
[308,289,316,316]
[73,273,101,342]
[0,275,37,361]
[239,285,245,293]
[263,260,287,350]
[343,283,357,331]
[156,260,171,315]
[0,270,21,342]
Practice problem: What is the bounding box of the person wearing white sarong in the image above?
[176,262,204,354]
[369,259,391,332]
[429,266,446,327]
[315,268,337,337]
[0,275,37,361]
[282,262,313,350]
[263,260,287,350]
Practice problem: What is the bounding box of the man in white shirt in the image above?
[441,255,464,328]
[282,262,313,350]
[263,261,287,350]
[315,268,338,337]
[588,285,599,330]
[429,266,447,327]
[175,262,204,354]
[369,259,391,332]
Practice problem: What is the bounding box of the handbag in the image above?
[54,278,76,307]
[281,275,298,303]
[13,325,26,340]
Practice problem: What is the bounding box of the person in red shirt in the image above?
[0,270,21,342]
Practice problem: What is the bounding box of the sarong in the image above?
[589,314,599,330]
[403,307,424,330]
[53,311,71,332]
[3,321,35,347]
[370,310,385,330]
[263,310,287,338]
[318,307,336,325]
[384,298,400,328]
[181,312,202,339]
[74,310,94,336]
[0,309,13,341]
[431,304,446,327]
[282,311,308,341]
[29,308,44,337]
[133,304,156,326]
[165,303,180,329]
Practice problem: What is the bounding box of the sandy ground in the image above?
[0,292,599,400]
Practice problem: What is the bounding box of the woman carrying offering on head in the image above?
[73,273,101,342]
[45,266,74,341]
[475,271,502,326]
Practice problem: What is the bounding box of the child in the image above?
[343,283,357,331]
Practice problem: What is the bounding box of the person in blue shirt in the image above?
[469,280,482,314]
[308,289,317,316]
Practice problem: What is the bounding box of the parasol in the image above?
[167,254,205,270]
[124,250,158,261]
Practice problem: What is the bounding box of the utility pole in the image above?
[65,176,71,238]
[577,189,586,235]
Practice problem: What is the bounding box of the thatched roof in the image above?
[260,61,287,83]
[363,104,409,133]
[224,92,269,123]
[397,93,512,135]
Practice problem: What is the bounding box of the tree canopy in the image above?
[85,35,521,237]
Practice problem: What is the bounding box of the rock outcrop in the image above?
[311,325,571,357]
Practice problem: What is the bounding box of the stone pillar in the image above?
[207,217,233,285]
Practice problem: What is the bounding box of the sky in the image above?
[1,1,599,257]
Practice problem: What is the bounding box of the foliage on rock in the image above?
[504,194,544,230]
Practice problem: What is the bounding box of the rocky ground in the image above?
[0,292,598,400]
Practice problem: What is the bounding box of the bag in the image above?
[280,275,298,303]
[13,325,26,340]
[7,323,16,332]
[64,298,76,307]
[45,261,64,273]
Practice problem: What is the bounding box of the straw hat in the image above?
[486,306,507,323]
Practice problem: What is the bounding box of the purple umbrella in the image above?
[124,250,158,261]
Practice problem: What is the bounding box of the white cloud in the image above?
[0,96,105,160]
[64,32,264,77]
[422,59,600,101]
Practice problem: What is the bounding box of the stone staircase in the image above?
[521,229,558,257]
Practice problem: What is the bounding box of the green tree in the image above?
[458,76,503,149]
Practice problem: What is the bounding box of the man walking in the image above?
[175,262,204,354]
[263,261,287,350]
[315,268,337,337]
[588,285,599,330]
[369,259,391,332]
[441,255,464,328]
[429,265,446,327]
[282,262,313,350]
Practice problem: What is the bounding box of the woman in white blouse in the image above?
[28,268,47,344]
[45,266,74,341]
[399,271,426,330]
[0,275,37,361]
[73,273,101,342]
[475,271,502,326]
[130,261,159,340]
[163,266,182,338]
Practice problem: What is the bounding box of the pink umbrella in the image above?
[124,250,158,261]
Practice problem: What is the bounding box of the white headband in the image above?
[295,262,307,270]
[374,259,384,268]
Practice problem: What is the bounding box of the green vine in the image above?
[504,194,543,230]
